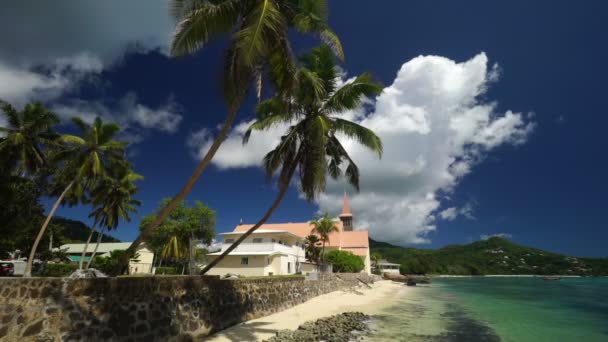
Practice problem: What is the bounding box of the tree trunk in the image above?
[24,180,74,277]
[85,227,105,269]
[79,221,98,270]
[110,108,239,276]
[199,161,297,275]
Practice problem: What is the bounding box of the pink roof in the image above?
[232,221,368,249]
[339,192,352,217]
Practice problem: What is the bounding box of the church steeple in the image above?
[339,192,353,231]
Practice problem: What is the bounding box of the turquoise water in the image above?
[367,277,608,341]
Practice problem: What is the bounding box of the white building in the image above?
[60,242,154,274]
[376,260,401,274]
[206,193,371,276]
[205,230,306,277]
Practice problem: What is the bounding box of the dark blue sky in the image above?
[44,1,607,257]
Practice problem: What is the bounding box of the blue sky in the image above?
[2,1,606,257]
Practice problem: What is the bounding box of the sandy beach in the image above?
[203,280,406,341]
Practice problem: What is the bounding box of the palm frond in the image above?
[59,134,86,146]
[171,0,242,56]
[331,118,383,158]
[320,28,344,61]
[323,73,382,113]
[234,0,286,67]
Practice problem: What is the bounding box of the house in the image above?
[60,242,155,274]
[205,193,371,276]
[375,259,401,274]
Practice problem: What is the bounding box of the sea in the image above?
[366,277,608,342]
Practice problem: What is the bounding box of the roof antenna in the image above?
[239,217,243,225]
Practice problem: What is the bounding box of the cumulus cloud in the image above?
[0,1,180,139]
[52,93,182,142]
[188,53,535,245]
[481,233,513,240]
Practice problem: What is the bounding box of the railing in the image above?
[220,242,300,255]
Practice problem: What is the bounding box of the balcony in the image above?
[220,242,299,255]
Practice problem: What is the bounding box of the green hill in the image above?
[370,237,608,276]
[52,217,120,243]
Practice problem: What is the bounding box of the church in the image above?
[206,194,371,276]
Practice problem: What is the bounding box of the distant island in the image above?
[370,237,608,276]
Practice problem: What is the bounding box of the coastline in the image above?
[434,274,584,278]
[203,280,405,341]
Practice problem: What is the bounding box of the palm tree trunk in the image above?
[24,180,75,277]
[110,108,239,276]
[199,162,298,276]
[85,227,105,269]
[79,220,98,270]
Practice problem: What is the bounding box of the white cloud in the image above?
[439,207,458,221]
[0,1,178,139]
[52,93,182,142]
[190,53,535,245]
[481,233,512,240]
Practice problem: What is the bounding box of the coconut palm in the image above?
[23,117,127,277]
[82,166,142,270]
[0,101,59,176]
[304,234,321,264]
[310,213,339,262]
[116,0,344,275]
[200,44,383,274]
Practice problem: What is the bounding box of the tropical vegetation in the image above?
[199,44,383,274]
[117,0,346,274]
[0,101,141,276]
[370,237,608,276]
[310,213,339,262]
[140,198,216,274]
[325,250,364,273]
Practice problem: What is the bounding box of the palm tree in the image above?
[0,101,59,176]
[200,44,383,274]
[23,117,127,277]
[116,0,344,275]
[311,213,339,262]
[83,166,142,270]
[304,234,321,264]
[370,252,382,273]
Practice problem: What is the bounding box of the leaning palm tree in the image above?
[311,213,339,262]
[0,101,59,176]
[23,117,127,277]
[82,166,142,270]
[200,44,383,274]
[116,0,344,275]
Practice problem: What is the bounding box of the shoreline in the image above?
[203,280,405,341]
[433,274,585,278]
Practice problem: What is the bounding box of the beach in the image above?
[204,280,406,341]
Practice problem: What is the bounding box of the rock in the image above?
[264,312,370,342]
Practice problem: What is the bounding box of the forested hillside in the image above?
[371,237,608,276]
[52,217,120,243]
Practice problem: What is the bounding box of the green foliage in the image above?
[52,217,120,243]
[34,263,78,277]
[371,237,608,276]
[155,266,181,275]
[245,45,383,200]
[141,198,216,262]
[310,213,339,261]
[304,234,321,263]
[90,250,139,274]
[326,250,364,273]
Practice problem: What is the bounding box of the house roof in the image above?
[207,251,287,256]
[233,222,368,249]
[60,242,150,254]
[339,192,352,217]
[378,260,400,266]
[220,229,303,240]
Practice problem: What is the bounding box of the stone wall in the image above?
[0,273,380,341]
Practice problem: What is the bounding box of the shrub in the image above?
[35,263,78,277]
[326,250,364,273]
